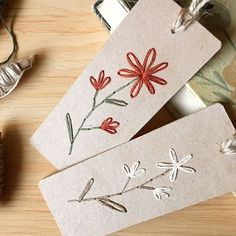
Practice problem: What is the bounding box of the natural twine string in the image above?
[220,134,236,155]
[171,0,214,34]
[0,133,4,198]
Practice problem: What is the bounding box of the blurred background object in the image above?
[0,0,18,65]
[0,133,4,198]
[0,57,34,99]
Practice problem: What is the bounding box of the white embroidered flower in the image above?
[153,186,172,200]
[123,161,146,178]
[156,148,196,182]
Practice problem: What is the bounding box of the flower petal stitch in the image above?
[90,70,111,91]
[123,161,146,178]
[118,48,168,98]
[153,186,172,200]
[100,117,120,134]
[156,148,196,182]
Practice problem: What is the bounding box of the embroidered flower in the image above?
[100,117,120,134]
[156,148,196,182]
[90,70,111,91]
[153,187,172,200]
[123,161,146,178]
[118,48,168,98]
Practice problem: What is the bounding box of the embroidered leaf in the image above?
[66,113,74,144]
[78,178,94,202]
[140,186,155,190]
[105,98,128,107]
[97,198,127,213]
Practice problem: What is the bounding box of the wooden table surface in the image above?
[0,0,235,235]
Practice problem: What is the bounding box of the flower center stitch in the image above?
[118,48,168,98]
[140,71,148,81]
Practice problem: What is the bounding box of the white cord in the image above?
[220,134,236,155]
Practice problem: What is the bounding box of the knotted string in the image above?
[171,0,214,34]
[220,134,236,155]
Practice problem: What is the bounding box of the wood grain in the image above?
[0,0,235,235]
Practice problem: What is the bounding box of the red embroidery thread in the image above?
[66,48,168,155]
[118,48,168,98]
[90,70,111,91]
[100,117,120,134]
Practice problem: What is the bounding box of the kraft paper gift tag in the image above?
[39,104,236,236]
[30,0,221,169]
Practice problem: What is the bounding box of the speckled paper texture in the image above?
[39,104,236,236]
[31,0,221,169]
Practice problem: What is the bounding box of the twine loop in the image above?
[220,134,236,156]
[171,0,214,34]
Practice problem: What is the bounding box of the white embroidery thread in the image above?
[156,148,196,182]
[153,187,172,200]
[220,134,236,155]
[68,149,196,213]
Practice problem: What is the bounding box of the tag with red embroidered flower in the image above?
[31,0,221,169]
[39,104,236,236]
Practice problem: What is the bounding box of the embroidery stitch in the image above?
[122,161,146,192]
[118,48,168,98]
[156,148,196,182]
[100,117,120,134]
[153,187,172,200]
[65,48,168,155]
[68,150,195,213]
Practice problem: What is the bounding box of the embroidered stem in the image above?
[68,170,169,203]
[68,78,137,155]
[93,90,99,108]
[81,127,100,131]
[121,177,131,193]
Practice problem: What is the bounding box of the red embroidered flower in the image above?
[90,70,111,91]
[118,48,168,98]
[100,117,120,134]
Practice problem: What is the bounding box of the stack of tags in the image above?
[30,0,236,235]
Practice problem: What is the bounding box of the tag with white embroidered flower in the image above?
[39,104,236,236]
[31,0,221,169]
